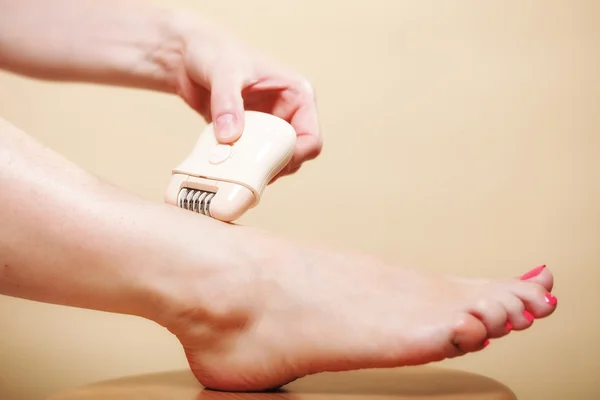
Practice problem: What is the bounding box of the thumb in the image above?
[210,73,245,143]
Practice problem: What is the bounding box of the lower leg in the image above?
[0,117,558,392]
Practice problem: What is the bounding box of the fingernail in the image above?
[545,292,558,306]
[215,113,237,140]
[505,322,513,331]
[521,265,546,280]
[483,339,490,347]
[523,310,535,322]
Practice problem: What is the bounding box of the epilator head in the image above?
[165,111,297,222]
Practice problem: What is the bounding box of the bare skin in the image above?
[0,118,557,391]
[176,240,555,391]
[0,0,322,180]
[0,0,558,392]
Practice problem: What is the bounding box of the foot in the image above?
[165,232,557,392]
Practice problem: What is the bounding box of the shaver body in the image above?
[165,111,297,222]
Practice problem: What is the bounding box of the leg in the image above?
[0,117,558,393]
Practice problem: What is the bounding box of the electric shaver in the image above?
[165,111,297,222]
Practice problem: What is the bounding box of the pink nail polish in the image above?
[505,322,513,331]
[523,310,535,322]
[483,339,490,347]
[521,265,546,280]
[545,293,557,306]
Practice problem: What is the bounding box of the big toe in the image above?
[519,264,554,292]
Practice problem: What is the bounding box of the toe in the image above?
[468,298,509,339]
[498,292,534,331]
[511,281,558,319]
[519,264,554,292]
[451,313,489,354]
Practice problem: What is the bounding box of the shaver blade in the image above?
[177,187,216,217]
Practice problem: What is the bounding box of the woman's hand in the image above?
[0,1,322,180]
[172,22,323,181]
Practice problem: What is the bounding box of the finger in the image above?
[210,72,245,143]
[275,116,321,181]
[294,130,322,164]
[268,158,304,185]
[288,81,323,163]
[266,107,321,185]
[250,76,322,163]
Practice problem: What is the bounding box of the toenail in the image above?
[505,322,513,331]
[545,292,558,306]
[523,310,535,322]
[521,265,546,280]
[483,339,490,347]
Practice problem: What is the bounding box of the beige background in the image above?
[0,1,598,399]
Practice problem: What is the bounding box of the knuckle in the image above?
[311,139,323,157]
[300,141,323,162]
[294,76,316,99]
[473,297,492,313]
[289,164,302,175]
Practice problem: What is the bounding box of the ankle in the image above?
[149,223,267,338]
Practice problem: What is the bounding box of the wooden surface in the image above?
[46,367,517,400]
